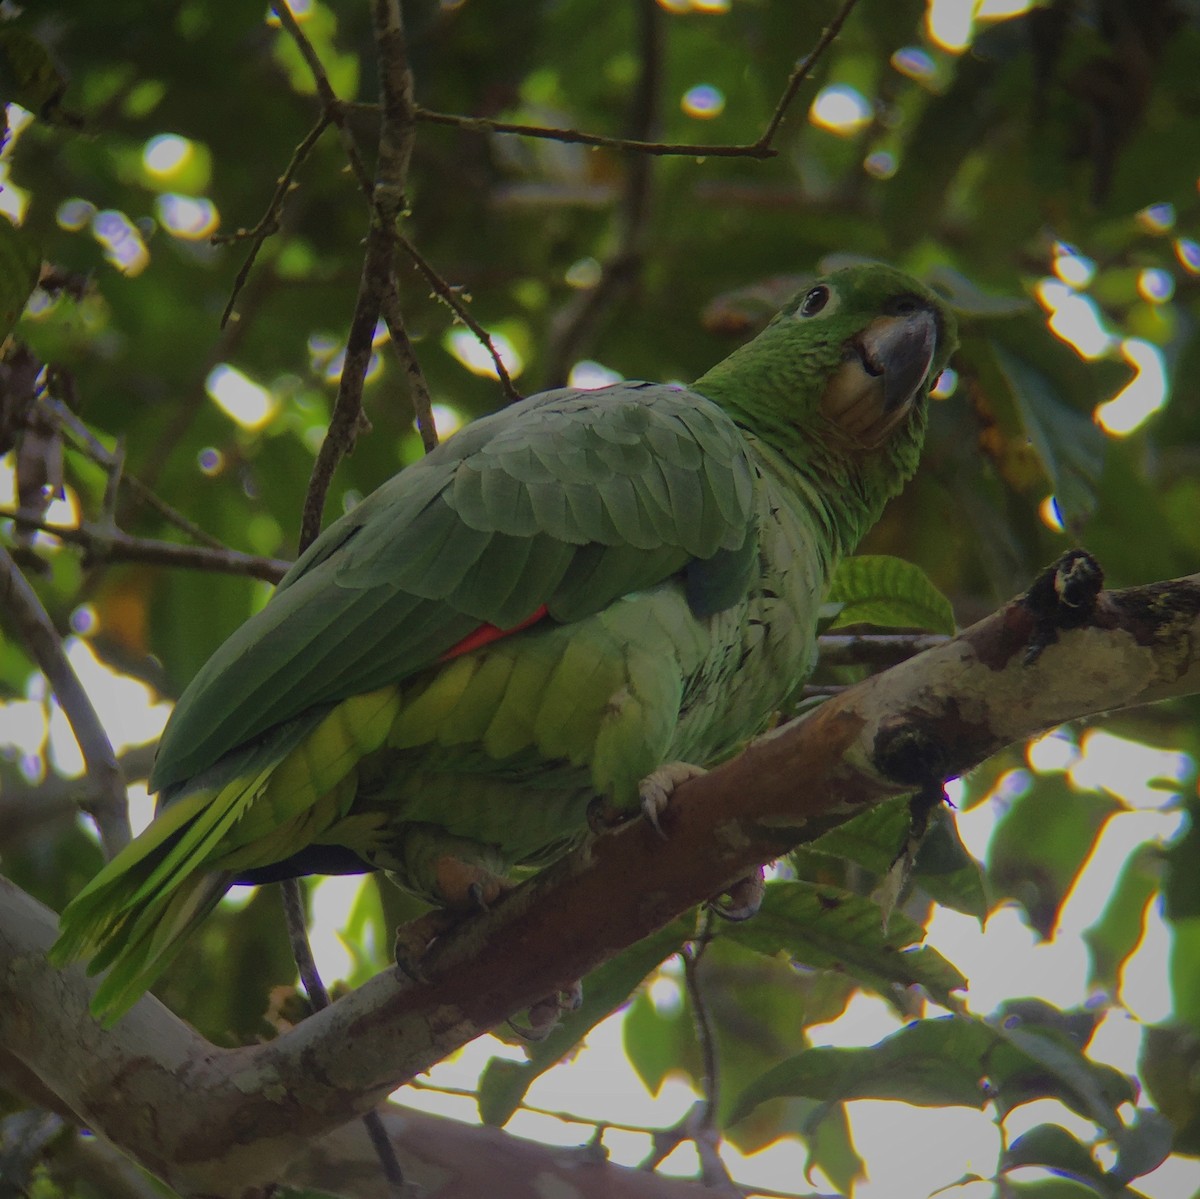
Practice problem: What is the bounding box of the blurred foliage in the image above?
[2,0,1200,1196]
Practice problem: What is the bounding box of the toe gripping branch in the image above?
[1020,549,1104,666]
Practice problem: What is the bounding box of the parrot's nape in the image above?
[50,264,957,1023]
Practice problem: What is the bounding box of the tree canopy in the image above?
[2,1,1200,1196]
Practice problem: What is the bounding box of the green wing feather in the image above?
[150,383,757,791]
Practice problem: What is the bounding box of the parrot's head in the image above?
[694,262,957,548]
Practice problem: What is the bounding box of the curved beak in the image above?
[821,308,938,448]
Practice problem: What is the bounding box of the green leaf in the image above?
[807,797,989,921]
[1082,844,1160,998]
[0,28,68,116]
[720,880,966,1009]
[992,1020,1133,1128]
[1140,1023,1200,1155]
[476,918,691,1126]
[1168,918,1200,1036]
[729,1016,995,1124]
[825,555,956,635]
[730,1012,1134,1129]
[988,339,1111,534]
[1003,1123,1104,1182]
[622,978,690,1098]
[0,215,39,343]
[1002,1181,1107,1199]
[1111,1108,1174,1185]
[988,775,1122,940]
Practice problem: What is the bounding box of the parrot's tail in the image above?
[48,773,268,1025]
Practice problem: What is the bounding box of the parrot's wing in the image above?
[151,382,758,791]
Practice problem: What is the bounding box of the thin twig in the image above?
[411,105,775,158]
[269,2,374,194]
[397,234,522,404]
[543,0,662,388]
[118,474,229,551]
[365,0,863,163]
[382,281,438,452]
[216,113,331,328]
[280,878,330,1009]
[40,393,231,551]
[755,0,862,151]
[0,546,130,859]
[1,513,289,583]
[681,926,719,1129]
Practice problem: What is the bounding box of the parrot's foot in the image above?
[638,762,708,839]
[710,866,765,921]
[392,858,511,983]
[394,910,459,983]
[509,980,584,1041]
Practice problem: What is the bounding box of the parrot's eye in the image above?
[798,286,830,317]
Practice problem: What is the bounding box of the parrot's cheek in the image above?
[821,308,939,449]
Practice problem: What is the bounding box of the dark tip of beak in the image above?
[859,309,938,412]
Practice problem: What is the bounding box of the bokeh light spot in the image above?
[1038,494,1064,532]
[69,605,98,636]
[931,367,958,399]
[809,85,872,135]
[568,360,624,390]
[1052,242,1096,289]
[57,198,96,232]
[445,329,524,380]
[891,46,936,82]
[1036,278,1114,359]
[428,403,464,438]
[864,151,896,179]
[1137,202,1175,233]
[92,210,150,276]
[1137,268,1174,304]
[926,0,974,52]
[198,447,225,475]
[681,84,725,119]
[1175,238,1200,274]
[142,133,194,178]
[205,364,278,430]
[565,257,602,289]
[156,194,219,240]
[1095,339,1167,437]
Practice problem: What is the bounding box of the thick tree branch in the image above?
[3,564,1199,1192]
[0,546,129,858]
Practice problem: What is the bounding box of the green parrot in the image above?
[50,264,956,1023]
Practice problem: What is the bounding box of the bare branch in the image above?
[756,0,862,150]
[7,564,1200,1192]
[410,105,776,159]
[397,234,523,404]
[269,1,374,194]
[215,113,331,328]
[1,513,289,583]
[0,546,129,858]
[403,0,863,162]
[382,280,438,452]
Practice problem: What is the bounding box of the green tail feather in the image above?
[49,697,396,1023]
[87,870,233,1026]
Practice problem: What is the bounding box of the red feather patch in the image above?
[439,604,550,662]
